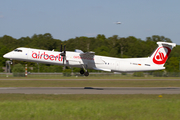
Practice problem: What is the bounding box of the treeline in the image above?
[0,33,180,73]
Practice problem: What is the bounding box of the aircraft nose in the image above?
[3,53,11,59]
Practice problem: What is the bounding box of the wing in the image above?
[80,51,95,57]
[75,49,95,57]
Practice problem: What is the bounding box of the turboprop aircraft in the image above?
[3,42,176,76]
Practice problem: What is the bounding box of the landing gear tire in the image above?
[84,71,89,76]
[80,69,84,75]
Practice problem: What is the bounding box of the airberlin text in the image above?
[32,51,63,61]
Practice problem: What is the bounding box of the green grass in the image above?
[2,73,180,79]
[0,94,180,120]
[1,77,180,120]
[0,80,180,87]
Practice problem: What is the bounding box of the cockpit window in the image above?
[14,49,22,52]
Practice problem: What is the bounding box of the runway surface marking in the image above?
[1,87,180,94]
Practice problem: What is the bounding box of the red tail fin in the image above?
[151,42,176,65]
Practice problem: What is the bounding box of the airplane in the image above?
[3,42,176,76]
[115,21,121,24]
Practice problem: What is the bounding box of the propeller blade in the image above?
[63,56,64,65]
[64,45,66,54]
[60,44,66,65]
[60,44,62,52]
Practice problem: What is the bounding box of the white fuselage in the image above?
[3,47,165,72]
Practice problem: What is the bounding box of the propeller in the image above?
[60,44,62,52]
[60,44,66,65]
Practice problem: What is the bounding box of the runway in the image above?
[0,87,180,94]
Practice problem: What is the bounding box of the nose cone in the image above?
[3,53,11,59]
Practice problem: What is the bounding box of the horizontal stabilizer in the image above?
[157,42,176,48]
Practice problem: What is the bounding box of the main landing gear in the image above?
[80,69,84,75]
[84,71,89,76]
[80,68,89,76]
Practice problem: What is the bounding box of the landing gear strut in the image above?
[80,64,89,76]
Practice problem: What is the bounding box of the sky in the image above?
[0,0,180,45]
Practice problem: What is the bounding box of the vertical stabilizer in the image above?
[150,42,176,66]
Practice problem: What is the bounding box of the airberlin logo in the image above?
[153,46,171,65]
[32,51,63,61]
